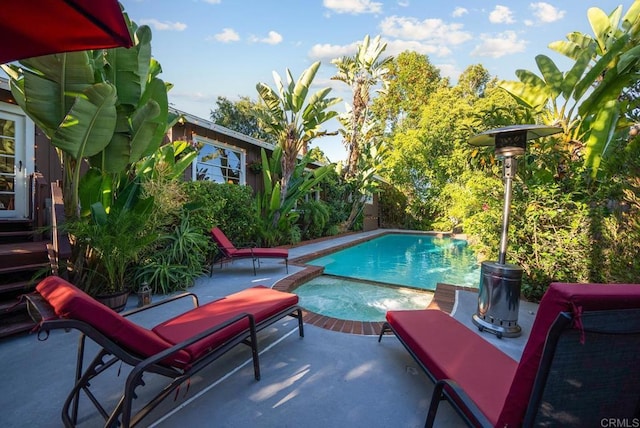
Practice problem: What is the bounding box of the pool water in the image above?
[295,276,433,322]
[307,233,479,291]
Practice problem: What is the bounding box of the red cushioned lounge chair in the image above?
[378,282,640,427]
[25,276,303,428]
[210,227,288,275]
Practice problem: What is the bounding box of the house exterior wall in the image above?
[363,193,380,231]
[1,83,378,231]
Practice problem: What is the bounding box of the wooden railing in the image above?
[49,181,72,277]
[29,172,48,240]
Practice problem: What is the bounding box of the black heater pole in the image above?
[469,125,561,338]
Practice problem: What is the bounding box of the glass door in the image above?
[0,109,29,219]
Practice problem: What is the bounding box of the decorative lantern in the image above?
[137,283,152,307]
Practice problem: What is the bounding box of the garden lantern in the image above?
[469,124,561,338]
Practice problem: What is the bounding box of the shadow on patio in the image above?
[0,230,535,427]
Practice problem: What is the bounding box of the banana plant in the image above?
[255,61,340,225]
[1,13,171,218]
[499,2,640,177]
[255,146,332,244]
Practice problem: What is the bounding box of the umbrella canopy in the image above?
[1,0,133,64]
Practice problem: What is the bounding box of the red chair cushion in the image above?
[386,309,517,426]
[211,227,237,256]
[233,248,288,259]
[497,282,640,426]
[36,277,191,367]
[153,286,298,361]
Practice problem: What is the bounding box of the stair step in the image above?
[0,281,38,296]
[0,316,35,338]
[0,241,49,271]
[0,298,27,314]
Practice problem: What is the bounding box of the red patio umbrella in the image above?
[1,0,133,64]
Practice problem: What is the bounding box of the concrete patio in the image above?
[0,230,538,427]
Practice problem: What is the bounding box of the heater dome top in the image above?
[469,124,562,147]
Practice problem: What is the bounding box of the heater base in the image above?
[472,314,521,338]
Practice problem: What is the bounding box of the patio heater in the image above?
[469,124,561,338]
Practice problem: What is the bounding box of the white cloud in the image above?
[308,42,360,61]
[139,19,187,31]
[308,38,451,63]
[398,0,410,7]
[530,2,565,23]
[202,0,221,4]
[452,7,468,18]
[379,16,472,45]
[489,5,515,24]
[323,0,382,15]
[384,39,451,57]
[471,31,526,58]
[524,19,534,27]
[436,63,461,82]
[250,31,283,45]
[211,28,240,43]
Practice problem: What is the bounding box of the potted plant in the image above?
[66,183,157,311]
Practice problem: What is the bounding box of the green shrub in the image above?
[183,181,257,244]
[135,214,209,294]
[297,199,330,240]
[508,183,592,301]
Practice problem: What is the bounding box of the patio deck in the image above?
[0,229,538,427]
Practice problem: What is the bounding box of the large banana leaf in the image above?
[583,99,619,173]
[51,83,117,159]
[535,55,563,98]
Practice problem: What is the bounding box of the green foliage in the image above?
[183,180,257,244]
[254,147,332,245]
[371,51,444,132]
[65,197,157,295]
[210,95,275,143]
[499,2,640,177]
[2,13,173,218]
[297,199,331,240]
[509,184,593,301]
[317,168,351,230]
[255,61,340,225]
[378,182,411,229]
[135,214,209,294]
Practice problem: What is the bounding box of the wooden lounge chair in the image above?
[210,227,288,275]
[378,282,640,427]
[25,276,304,428]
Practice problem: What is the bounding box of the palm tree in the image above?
[255,61,340,224]
[331,35,393,178]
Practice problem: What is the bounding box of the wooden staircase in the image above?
[0,174,55,338]
[0,220,51,337]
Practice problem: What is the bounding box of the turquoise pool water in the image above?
[295,276,433,322]
[307,233,479,291]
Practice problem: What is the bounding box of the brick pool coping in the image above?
[274,231,471,336]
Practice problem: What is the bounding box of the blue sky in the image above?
[120,0,633,162]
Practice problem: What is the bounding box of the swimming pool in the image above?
[306,233,479,291]
[295,276,433,321]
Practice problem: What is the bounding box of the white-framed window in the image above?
[192,136,246,185]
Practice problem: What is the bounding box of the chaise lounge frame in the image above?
[378,282,640,427]
[26,276,304,428]
[210,227,288,275]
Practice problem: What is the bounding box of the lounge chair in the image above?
[25,276,304,428]
[378,282,640,427]
[210,227,289,275]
